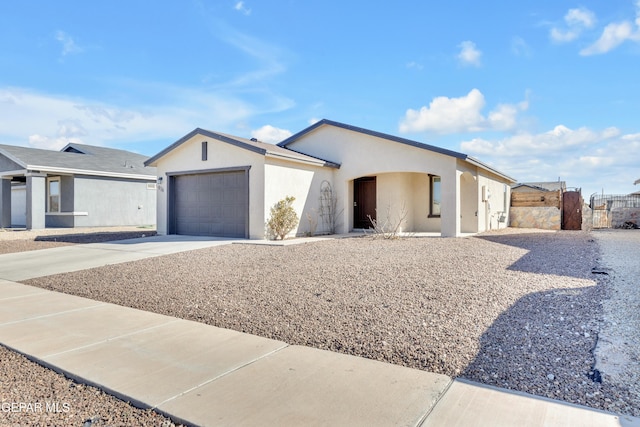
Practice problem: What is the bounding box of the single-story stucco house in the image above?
[145,119,515,238]
[0,143,157,229]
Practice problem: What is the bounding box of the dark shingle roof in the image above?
[0,143,155,179]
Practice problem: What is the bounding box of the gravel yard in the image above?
[19,229,639,417]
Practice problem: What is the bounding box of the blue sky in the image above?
[1,1,639,198]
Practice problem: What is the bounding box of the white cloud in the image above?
[457,41,482,67]
[550,7,596,43]
[399,89,528,134]
[580,21,638,55]
[400,89,485,134]
[566,8,597,28]
[55,31,83,56]
[0,86,272,149]
[234,1,251,15]
[511,37,532,57]
[622,132,640,141]
[461,125,619,157]
[550,28,580,43]
[572,2,640,55]
[459,125,637,195]
[250,125,292,143]
[406,61,424,70]
[217,26,287,87]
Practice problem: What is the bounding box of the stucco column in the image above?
[26,173,46,230]
[440,169,460,237]
[0,177,11,228]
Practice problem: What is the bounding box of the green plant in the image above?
[267,196,299,240]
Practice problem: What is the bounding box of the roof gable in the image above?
[144,128,339,168]
[278,119,515,183]
[278,119,467,160]
[0,143,155,178]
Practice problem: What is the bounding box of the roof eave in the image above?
[24,165,156,181]
[265,151,340,168]
[464,157,517,183]
[0,148,28,169]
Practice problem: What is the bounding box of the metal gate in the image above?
[562,191,583,230]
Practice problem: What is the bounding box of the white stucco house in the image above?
[145,119,515,238]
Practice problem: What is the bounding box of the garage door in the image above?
[171,170,248,237]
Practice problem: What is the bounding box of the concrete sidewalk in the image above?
[0,236,639,426]
[1,280,637,426]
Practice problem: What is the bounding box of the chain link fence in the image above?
[589,194,640,228]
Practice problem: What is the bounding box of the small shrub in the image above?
[267,196,299,240]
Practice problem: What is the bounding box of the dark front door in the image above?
[354,177,376,229]
[562,191,583,230]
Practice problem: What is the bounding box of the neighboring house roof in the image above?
[512,181,566,192]
[144,128,340,168]
[278,119,516,183]
[0,143,155,180]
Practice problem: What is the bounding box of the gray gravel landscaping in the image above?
[19,229,640,417]
[0,345,179,426]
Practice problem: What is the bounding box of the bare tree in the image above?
[367,201,409,239]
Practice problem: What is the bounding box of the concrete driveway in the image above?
[0,235,239,281]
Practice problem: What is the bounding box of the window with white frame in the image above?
[47,177,60,212]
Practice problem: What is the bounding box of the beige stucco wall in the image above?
[476,168,510,232]
[264,158,335,238]
[152,134,266,238]
[411,173,440,232]
[375,172,441,233]
[284,125,460,235]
